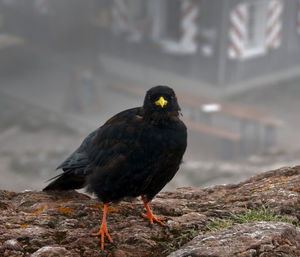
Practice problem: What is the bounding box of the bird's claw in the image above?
[91,222,113,251]
[141,213,166,227]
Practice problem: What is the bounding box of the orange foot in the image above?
[91,203,113,251]
[140,195,166,227]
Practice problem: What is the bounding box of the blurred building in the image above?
[94,0,300,86]
[1,0,299,86]
[1,0,298,77]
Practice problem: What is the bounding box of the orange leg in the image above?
[140,195,166,226]
[91,203,113,251]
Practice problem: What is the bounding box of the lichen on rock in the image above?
[0,166,299,256]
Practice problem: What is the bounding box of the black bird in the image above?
[44,85,187,251]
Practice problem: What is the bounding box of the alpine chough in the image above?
[44,85,187,251]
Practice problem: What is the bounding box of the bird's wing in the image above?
[43,130,98,190]
[87,107,144,168]
[56,130,97,172]
[43,107,144,191]
[55,106,141,172]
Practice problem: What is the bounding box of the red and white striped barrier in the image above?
[228,3,246,59]
[160,0,198,55]
[180,0,199,54]
[266,0,283,49]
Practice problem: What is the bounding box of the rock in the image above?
[3,239,23,251]
[30,246,69,257]
[0,166,299,256]
[168,222,300,257]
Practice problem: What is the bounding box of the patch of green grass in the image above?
[158,229,198,255]
[206,219,234,231]
[206,206,297,232]
[232,206,294,224]
[158,241,177,255]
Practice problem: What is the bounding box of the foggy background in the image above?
[0,0,300,192]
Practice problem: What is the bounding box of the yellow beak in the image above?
[155,96,168,108]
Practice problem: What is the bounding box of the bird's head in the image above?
[143,85,180,117]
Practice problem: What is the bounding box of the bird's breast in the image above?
[140,123,186,157]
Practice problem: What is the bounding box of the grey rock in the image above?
[31,246,69,257]
[168,222,300,257]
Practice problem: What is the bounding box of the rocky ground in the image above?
[0,166,299,257]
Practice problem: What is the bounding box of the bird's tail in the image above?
[43,171,87,191]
